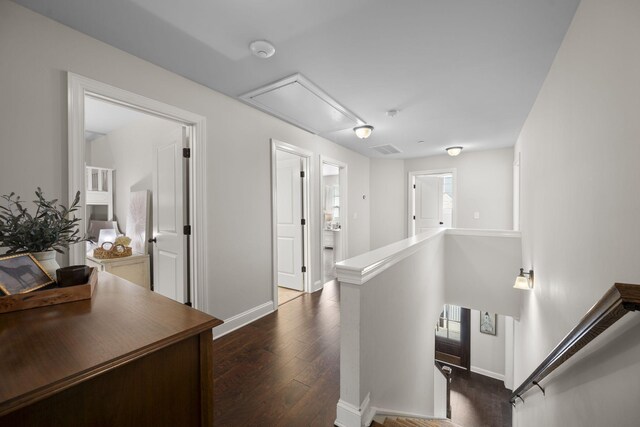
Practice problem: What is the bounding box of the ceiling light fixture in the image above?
[446,146,463,156]
[354,125,374,139]
[249,40,276,59]
[514,268,534,290]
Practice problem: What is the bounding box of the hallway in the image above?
[213,281,341,426]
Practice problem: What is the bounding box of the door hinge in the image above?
[302,266,307,273]
[413,184,416,189]
[183,147,191,158]
[184,225,192,235]
[301,218,306,226]
[300,171,305,178]
[413,215,416,220]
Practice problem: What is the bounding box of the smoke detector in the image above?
[249,40,276,59]
[386,109,399,118]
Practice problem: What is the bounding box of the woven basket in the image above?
[93,243,133,259]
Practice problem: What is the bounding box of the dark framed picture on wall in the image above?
[480,311,497,335]
[0,253,55,295]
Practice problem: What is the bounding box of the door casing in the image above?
[407,168,457,236]
[271,139,312,309]
[67,73,208,312]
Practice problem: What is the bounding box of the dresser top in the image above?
[0,272,221,415]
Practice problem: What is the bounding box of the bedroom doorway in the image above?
[82,96,188,302]
[68,73,208,311]
[271,139,311,308]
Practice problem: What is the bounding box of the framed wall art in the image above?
[0,253,55,295]
[480,311,497,335]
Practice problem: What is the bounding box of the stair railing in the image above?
[435,361,452,418]
[510,283,640,405]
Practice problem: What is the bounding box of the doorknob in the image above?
[439,222,444,225]
[148,237,157,243]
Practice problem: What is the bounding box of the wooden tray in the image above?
[0,268,98,314]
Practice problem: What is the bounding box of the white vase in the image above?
[32,250,60,280]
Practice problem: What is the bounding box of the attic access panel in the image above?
[240,74,365,135]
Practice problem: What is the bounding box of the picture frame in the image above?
[0,253,55,295]
[480,311,497,335]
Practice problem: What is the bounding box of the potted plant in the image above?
[0,188,84,278]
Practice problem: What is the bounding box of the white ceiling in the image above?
[16,0,580,159]
[84,97,149,135]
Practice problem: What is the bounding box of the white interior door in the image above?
[276,150,304,291]
[414,175,444,234]
[152,128,187,302]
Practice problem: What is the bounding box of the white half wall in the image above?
[513,0,640,425]
[0,1,370,326]
[444,230,522,318]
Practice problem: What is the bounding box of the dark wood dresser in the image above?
[0,272,222,426]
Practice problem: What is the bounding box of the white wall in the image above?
[88,114,181,231]
[444,232,522,318]
[470,310,506,381]
[405,148,514,230]
[369,158,406,249]
[0,2,370,326]
[513,0,640,425]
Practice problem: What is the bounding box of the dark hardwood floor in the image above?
[213,280,341,426]
[213,281,511,427]
[448,366,512,427]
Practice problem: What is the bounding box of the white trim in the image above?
[336,228,521,286]
[336,228,445,285]
[407,168,458,237]
[335,394,371,427]
[319,155,349,286]
[311,280,324,293]
[67,73,208,312]
[212,301,274,340]
[446,229,521,238]
[240,74,365,135]
[471,366,505,382]
[271,139,314,308]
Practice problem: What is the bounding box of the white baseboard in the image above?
[212,301,274,339]
[471,365,505,382]
[311,280,324,293]
[335,394,371,427]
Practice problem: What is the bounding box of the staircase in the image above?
[371,416,463,427]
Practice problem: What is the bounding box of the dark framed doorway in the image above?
[435,304,471,370]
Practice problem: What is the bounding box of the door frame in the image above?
[68,73,208,312]
[319,156,348,287]
[271,139,312,309]
[407,168,457,236]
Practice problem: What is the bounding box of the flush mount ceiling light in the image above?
[446,146,463,156]
[354,125,374,139]
[249,40,276,59]
[514,268,534,290]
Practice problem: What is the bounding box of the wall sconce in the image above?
[514,268,534,290]
[353,125,374,139]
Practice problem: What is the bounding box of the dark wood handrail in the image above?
[435,361,452,418]
[510,283,640,404]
